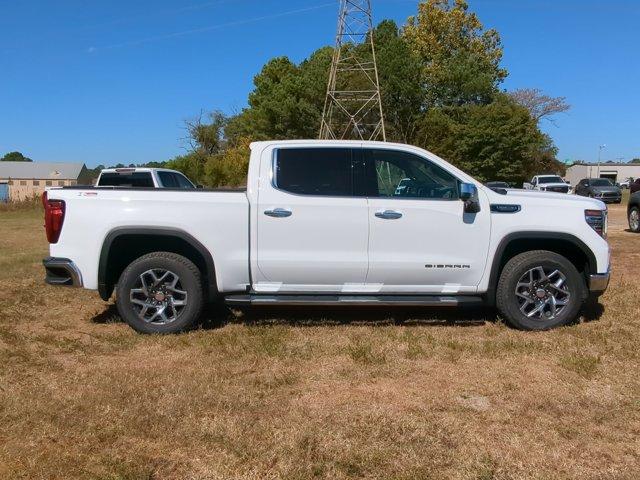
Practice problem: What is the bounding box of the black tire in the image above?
[629,206,640,233]
[496,250,586,331]
[116,252,203,334]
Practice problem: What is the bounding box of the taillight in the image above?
[585,209,607,239]
[42,191,66,244]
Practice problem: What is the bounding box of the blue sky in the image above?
[1,0,638,167]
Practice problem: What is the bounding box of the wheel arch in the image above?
[485,232,596,306]
[98,227,217,301]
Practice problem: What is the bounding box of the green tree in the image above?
[404,0,507,107]
[416,94,551,184]
[171,0,563,187]
[226,49,332,143]
[205,137,252,187]
[374,20,424,143]
[1,151,32,162]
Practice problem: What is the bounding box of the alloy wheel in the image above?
[129,269,188,324]
[515,266,570,320]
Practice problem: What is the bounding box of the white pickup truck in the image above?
[96,167,196,189]
[42,140,610,333]
[523,175,571,194]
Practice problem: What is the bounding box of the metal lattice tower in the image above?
[320,0,386,141]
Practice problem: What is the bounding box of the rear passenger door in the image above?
[255,147,370,293]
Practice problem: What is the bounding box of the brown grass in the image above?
[1,206,639,479]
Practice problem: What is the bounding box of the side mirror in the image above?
[196,184,204,189]
[460,183,481,213]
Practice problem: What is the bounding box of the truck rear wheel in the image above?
[629,206,640,233]
[116,252,203,334]
[496,251,586,331]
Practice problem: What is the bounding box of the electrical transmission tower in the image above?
[320,0,386,142]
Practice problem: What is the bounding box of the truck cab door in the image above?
[254,146,369,293]
[360,147,491,294]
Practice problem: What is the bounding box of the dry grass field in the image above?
[1,201,639,479]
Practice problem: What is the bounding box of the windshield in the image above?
[538,176,565,184]
[591,179,613,187]
[98,172,154,187]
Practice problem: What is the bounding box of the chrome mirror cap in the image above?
[459,183,477,201]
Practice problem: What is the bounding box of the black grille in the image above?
[548,186,569,193]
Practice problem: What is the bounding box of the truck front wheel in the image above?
[496,251,586,331]
[116,252,203,334]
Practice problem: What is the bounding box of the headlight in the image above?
[585,209,607,239]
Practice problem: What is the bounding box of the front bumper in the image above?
[589,272,610,295]
[43,257,83,288]
[593,193,622,203]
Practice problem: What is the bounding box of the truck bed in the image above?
[62,186,248,193]
[46,186,251,294]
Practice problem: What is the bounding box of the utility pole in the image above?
[320,0,386,142]
[597,144,606,177]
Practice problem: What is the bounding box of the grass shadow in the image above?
[235,305,495,328]
[91,304,123,324]
[89,302,497,330]
[581,298,605,323]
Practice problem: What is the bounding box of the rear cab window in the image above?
[98,172,154,188]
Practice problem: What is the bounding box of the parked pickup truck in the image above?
[97,167,196,189]
[42,140,611,333]
[523,175,571,194]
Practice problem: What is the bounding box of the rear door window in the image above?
[99,172,154,188]
[158,172,195,188]
[275,148,353,196]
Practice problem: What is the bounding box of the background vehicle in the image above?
[42,141,610,334]
[619,178,633,189]
[485,181,511,191]
[628,191,640,233]
[523,175,570,193]
[97,168,196,189]
[574,178,622,204]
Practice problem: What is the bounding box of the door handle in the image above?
[264,208,292,218]
[375,210,403,220]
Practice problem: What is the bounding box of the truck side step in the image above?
[224,294,484,307]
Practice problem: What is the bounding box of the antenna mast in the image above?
[320,0,386,141]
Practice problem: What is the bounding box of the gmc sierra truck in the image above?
[42,141,611,333]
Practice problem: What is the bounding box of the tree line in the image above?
[165,0,571,187]
[5,1,637,183]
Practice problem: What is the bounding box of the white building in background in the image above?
[565,163,640,186]
[0,161,86,202]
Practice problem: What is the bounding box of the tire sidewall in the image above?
[629,207,640,233]
[116,254,203,334]
[498,253,585,331]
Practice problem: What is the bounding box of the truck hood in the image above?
[487,188,605,209]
